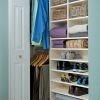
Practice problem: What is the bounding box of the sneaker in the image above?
[82,77,88,86]
[73,63,80,72]
[79,63,88,73]
[77,77,83,85]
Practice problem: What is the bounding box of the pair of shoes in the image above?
[60,51,82,59]
[57,61,73,70]
[69,86,88,96]
[77,77,88,86]
[73,63,88,73]
[61,74,78,83]
[61,74,71,83]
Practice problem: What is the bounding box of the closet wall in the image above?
[0,0,8,99]
[89,0,100,100]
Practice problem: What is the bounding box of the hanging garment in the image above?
[31,0,41,45]
[30,66,40,100]
[39,65,50,100]
[31,0,50,49]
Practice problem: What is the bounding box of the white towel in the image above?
[69,24,88,34]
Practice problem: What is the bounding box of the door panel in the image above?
[8,0,30,100]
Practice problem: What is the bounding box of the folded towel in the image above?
[69,32,88,37]
[69,24,88,34]
[53,40,64,45]
[50,26,67,38]
[53,44,64,48]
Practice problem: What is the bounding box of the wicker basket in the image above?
[65,39,88,48]
[52,8,67,20]
[69,2,88,18]
[52,0,67,6]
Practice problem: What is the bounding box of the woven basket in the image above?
[69,2,88,18]
[52,8,67,20]
[65,39,88,48]
[52,0,67,6]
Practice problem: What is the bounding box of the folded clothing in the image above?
[53,40,64,45]
[50,26,67,38]
[69,32,88,37]
[65,39,88,48]
[52,44,64,48]
[69,24,88,34]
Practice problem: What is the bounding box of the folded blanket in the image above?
[53,44,64,48]
[53,40,64,45]
[69,24,88,34]
[50,26,67,38]
[69,32,88,37]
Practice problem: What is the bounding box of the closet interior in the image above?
[30,0,49,100]
[50,0,88,100]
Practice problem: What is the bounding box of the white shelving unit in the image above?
[50,0,88,99]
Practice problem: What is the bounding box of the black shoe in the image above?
[74,87,88,96]
[78,63,88,73]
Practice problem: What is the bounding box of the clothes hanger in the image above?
[37,53,49,67]
[31,53,41,66]
[39,54,49,67]
[36,53,47,67]
[32,53,44,67]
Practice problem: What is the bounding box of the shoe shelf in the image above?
[50,0,88,99]
[51,59,88,63]
[51,78,88,88]
[51,87,88,100]
[51,69,89,76]
[50,48,88,51]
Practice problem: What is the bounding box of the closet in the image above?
[8,0,88,100]
[50,0,88,100]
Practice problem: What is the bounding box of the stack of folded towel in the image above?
[52,40,64,48]
[69,24,88,37]
[50,26,67,38]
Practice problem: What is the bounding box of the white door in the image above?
[8,0,30,100]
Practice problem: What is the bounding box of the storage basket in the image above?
[65,39,88,48]
[52,0,67,6]
[69,2,88,18]
[52,8,67,20]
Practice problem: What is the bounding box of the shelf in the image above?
[50,37,88,40]
[68,16,88,21]
[51,78,88,88]
[51,3,67,8]
[69,0,87,5]
[51,69,88,76]
[50,48,88,51]
[51,88,88,100]
[51,59,88,63]
[51,19,67,23]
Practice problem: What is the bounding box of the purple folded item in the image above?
[53,40,64,45]
[50,26,67,38]
[53,44,64,48]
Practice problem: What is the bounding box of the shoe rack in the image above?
[50,0,88,100]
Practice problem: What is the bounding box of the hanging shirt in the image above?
[31,0,50,49]
[31,0,41,45]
